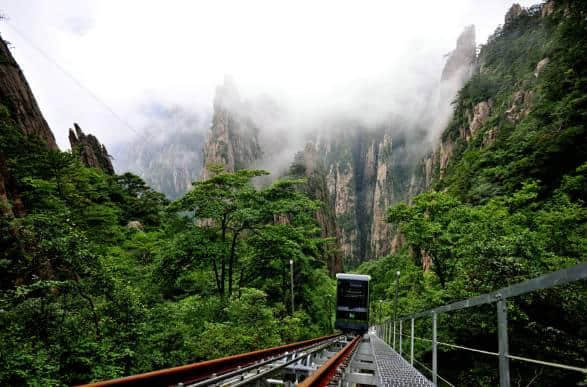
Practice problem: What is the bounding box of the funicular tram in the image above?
[334,273,371,334]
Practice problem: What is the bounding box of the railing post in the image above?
[393,321,396,349]
[410,318,414,365]
[432,313,437,386]
[497,298,510,387]
[399,320,403,356]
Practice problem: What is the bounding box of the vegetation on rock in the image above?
[360,2,586,385]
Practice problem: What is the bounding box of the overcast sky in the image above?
[1,0,539,149]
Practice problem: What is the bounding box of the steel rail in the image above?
[298,335,361,387]
[78,333,341,387]
[228,337,342,387]
[187,335,343,387]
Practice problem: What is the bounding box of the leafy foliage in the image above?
[0,111,334,385]
[364,3,587,385]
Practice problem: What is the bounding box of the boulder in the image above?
[126,220,143,230]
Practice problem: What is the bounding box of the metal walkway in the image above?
[368,334,433,387]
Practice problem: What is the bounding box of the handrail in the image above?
[375,262,587,386]
[400,262,587,320]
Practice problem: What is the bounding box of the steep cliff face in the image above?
[201,77,262,178]
[0,34,58,217]
[315,125,427,265]
[441,25,476,85]
[291,144,344,275]
[311,25,477,265]
[69,123,114,174]
[0,35,57,149]
[422,0,580,204]
[409,25,478,193]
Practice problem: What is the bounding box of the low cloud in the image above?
[0,0,538,154]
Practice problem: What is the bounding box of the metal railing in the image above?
[374,262,587,386]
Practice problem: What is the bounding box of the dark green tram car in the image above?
[335,273,371,334]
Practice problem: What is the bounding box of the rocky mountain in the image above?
[200,26,476,267]
[201,78,345,273]
[69,123,114,174]
[111,107,206,199]
[200,77,263,180]
[289,144,344,275]
[0,34,56,149]
[311,25,476,265]
[420,1,569,197]
[0,33,58,217]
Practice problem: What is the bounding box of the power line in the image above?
[3,21,141,137]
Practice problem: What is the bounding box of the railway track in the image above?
[80,333,362,387]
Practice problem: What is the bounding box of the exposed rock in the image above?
[331,163,354,217]
[69,123,114,174]
[439,140,454,178]
[390,232,404,254]
[505,4,525,26]
[421,250,432,272]
[290,143,344,275]
[505,90,533,123]
[534,58,549,77]
[126,220,143,230]
[303,143,316,176]
[468,101,491,139]
[201,77,262,179]
[370,134,393,258]
[483,127,499,147]
[0,35,57,149]
[201,79,345,272]
[316,26,478,263]
[424,157,434,188]
[542,1,555,17]
[0,34,58,217]
[441,25,476,84]
[329,161,357,259]
[415,26,479,189]
[198,26,478,266]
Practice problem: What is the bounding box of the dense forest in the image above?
[0,114,336,384]
[359,1,586,385]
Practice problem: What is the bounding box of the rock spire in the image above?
[69,123,114,174]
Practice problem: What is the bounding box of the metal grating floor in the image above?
[370,334,433,387]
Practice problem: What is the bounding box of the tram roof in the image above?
[335,273,371,281]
